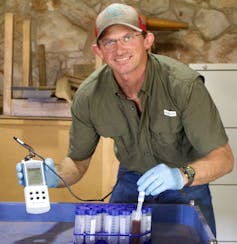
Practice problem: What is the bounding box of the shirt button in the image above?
[130,105,136,111]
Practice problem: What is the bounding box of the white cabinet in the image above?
[189,64,237,242]
[210,185,237,242]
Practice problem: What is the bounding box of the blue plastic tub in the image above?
[0,202,216,243]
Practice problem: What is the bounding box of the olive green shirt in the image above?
[68,54,228,173]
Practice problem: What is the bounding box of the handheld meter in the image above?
[22,159,50,214]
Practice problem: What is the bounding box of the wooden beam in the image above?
[11,99,71,117]
[22,19,31,86]
[37,44,47,87]
[142,15,189,31]
[3,13,14,115]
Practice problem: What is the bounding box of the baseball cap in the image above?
[95,3,147,41]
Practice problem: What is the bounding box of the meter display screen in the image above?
[27,167,43,185]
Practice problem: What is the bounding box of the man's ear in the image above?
[91,44,104,60]
[144,32,155,50]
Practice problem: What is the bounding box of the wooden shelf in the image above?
[10,99,71,117]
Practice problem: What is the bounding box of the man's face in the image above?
[95,25,153,77]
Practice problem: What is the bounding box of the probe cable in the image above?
[13,136,112,202]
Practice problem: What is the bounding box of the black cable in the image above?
[43,160,112,202]
[13,136,112,202]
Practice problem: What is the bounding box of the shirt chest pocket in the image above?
[150,113,183,152]
[150,114,191,165]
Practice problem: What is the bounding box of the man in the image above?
[17,3,234,236]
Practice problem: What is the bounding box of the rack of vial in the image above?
[74,203,152,244]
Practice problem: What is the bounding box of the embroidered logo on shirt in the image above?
[164,109,177,117]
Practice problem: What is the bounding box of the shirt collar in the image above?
[107,68,125,98]
[139,53,154,97]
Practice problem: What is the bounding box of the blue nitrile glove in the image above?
[137,163,184,196]
[16,158,59,188]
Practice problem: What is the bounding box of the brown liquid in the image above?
[131,219,141,244]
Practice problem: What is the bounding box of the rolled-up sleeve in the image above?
[182,77,228,155]
[67,90,100,160]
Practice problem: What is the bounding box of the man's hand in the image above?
[137,163,184,196]
[16,158,59,188]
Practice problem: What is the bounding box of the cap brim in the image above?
[96,22,143,41]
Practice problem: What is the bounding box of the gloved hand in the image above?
[16,158,59,188]
[137,163,184,196]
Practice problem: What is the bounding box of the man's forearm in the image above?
[181,143,234,186]
[55,156,91,187]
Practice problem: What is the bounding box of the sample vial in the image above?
[119,209,131,234]
[107,208,120,244]
[141,207,152,243]
[85,209,97,244]
[107,208,120,234]
[74,207,86,234]
[141,207,152,233]
[103,208,110,233]
[74,207,87,244]
[131,217,141,244]
[119,208,131,244]
[94,206,102,233]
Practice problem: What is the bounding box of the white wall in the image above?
[189,64,237,243]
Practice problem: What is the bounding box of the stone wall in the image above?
[0,0,237,95]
